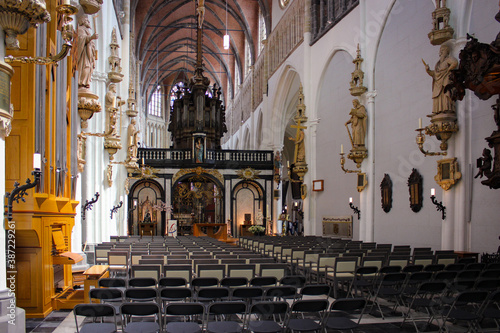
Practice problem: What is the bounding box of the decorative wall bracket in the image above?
[416,126,449,157]
[5,169,41,221]
[339,152,362,174]
[430,189,446,220]
[4,4,77,63]
[434,157,461,190]
[82,192,99,221]
[349,197,360,220]
[110,200,123,219]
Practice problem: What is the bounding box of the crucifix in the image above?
[289,119,307,164]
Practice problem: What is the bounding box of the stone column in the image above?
[363,91,377,242]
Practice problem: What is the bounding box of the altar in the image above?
[193,223,227,241]
[139,222,157,237]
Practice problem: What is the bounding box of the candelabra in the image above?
[349,197,360,220]
[110,201,123,219]
[82,192,100,221]
[430,188,446,220]
[5,155,42,221]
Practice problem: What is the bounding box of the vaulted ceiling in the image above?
[131,0,273,110]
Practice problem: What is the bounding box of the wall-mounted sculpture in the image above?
[103,83,122,162]
[418,45,459,155]
[126,83,138,117]
[288,85,308,182]
[77,15,101,129]
[445,15,500,188]
[380,174,392,213]
[80,0,103,15]
[342,99,368,170]
[428,0,454,45]
[108,27,123,83]
[126,118,140,169]
[349,44,367,96]
[408,168,423,212]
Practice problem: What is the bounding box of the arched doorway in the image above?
[128,179,165,236]
[172,172,224,234]
[231,180,265,237]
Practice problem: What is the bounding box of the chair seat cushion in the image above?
[124,321,160,333]
[80,323,116,333]
[166,322,202,333]
[325,317,358,330]
[207,321,242,333]
[248,320,283,333]
[288,318,322,332]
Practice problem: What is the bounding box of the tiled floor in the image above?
[25,310,71,333]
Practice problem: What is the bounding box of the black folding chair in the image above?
[400,281,447,332]
[74,303,117,333]
[248,301,289,333]
[369,272,407,319]
[439,290,488,333]
[120,302,161,333]
[164,302,205,333]
[286,299,329,333]
[324,298,366,332]
[206,301,247,333]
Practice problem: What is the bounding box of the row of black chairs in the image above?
[75,297,368,333]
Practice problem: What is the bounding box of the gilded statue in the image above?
[127,118,140,161]
[77,16,98,89]
[423,45,458,114]
[289,128,305,163]
[346,99,367,147]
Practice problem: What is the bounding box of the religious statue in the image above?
[195,0,205,28]
[77,16,98,89]
[274,151,282,184]
[127,118,140,162]
[105,83,117,109]
[195,137,204,163]
[346,99,367,147]
[475,148,493,179]
[288,129,305,163]
[423,44,458,114]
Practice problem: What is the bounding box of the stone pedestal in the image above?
[78,89,101,129]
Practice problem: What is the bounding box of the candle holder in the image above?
[110,201,123,219]
[82,192,100,221]
[340,152,362,174]
[349,202,360,220]
[5,169,42,221]
[430,194,446,220]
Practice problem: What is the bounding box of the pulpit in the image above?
[193,223,227,241]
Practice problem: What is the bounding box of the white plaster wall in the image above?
[467,0,500,254]
[315,50,360,238]
[372,0,442,248]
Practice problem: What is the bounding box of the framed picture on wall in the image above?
[312,180,324,191]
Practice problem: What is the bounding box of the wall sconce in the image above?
[430,188,446,220]
[110,199,123,219]
[340,144,362,174]
[416,115,457,157]
[82,192,99,221]
[4,3,77,65]
[5,153,42,221]
[349,197,360,220]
